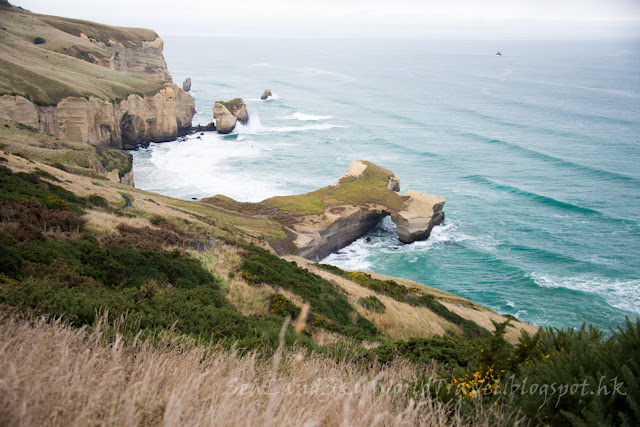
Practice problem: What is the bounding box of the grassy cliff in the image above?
[0,5,166,105]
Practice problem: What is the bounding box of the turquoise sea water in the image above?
[132,38,640,331]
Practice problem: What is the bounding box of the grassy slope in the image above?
[0,7,165,105]
[0,120,524,343]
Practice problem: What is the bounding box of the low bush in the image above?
[268,293,301,317]
[359,295,386,313]
[33,36,45,45]
[241,244,379,340]
[0,237,316,355]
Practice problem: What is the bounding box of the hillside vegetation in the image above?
[0,5,166,105]
[1,121,639,425]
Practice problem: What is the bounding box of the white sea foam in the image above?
[286,112,332,121]
[132,132,289,202]
[237,122,340,135]
[529,272,640,315]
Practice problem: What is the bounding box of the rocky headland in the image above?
[202,161,445,260]
[0,5,195,150]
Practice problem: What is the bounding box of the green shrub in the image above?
[359,295,386,313]
[33,36,46,45]
[0,165,84,213]
[373,334,479,367]
[0,237,317,355]
[149,214,166,225]
[241,244,379,340]
[86,194,110,209]
[508,320,640,426]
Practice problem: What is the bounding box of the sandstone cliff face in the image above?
[0,83,195,149]
[82,34,171,81]
[391,190,446,244]
[290,204,389,261]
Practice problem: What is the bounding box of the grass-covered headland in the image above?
[0,124,639,425]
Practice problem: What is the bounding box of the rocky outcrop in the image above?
[282,161,444,259]
[203,160,445,261]
[183,78,192,92]
[261,89,272,100]
[212,104,237,134]
[391,190,446,244]
[0,83,195,149]
[213,98,248,134]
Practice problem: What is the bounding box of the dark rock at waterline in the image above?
[175,122,216,138]
[261,89,272,100]
[193,122,216,132]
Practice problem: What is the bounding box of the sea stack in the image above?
[261,89,272,100]
[213,98,249,134]
[183,77,192,92]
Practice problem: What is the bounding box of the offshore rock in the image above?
[213,103,237,134]
[183,77,192,92]
[213,98,248,134]
[261,89,272,100]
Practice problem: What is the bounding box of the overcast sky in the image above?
[13,0,640,39]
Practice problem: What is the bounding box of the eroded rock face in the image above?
[261,89,272,100]
[85,35,172,81]
[213,103,237,134]
[277,161,445,259]
[290,204,389,261]
[213,98,248,134]
[183,77,192,92]
[391,190,446,244]
[0,83,195,149]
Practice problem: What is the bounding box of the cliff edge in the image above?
[0,5,195,148]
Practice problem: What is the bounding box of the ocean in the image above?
[132,37,640,331]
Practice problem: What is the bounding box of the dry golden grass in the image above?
[290,258,460,340]
[0,311,520,427]
[84,209,152,233]
[440,302,538,345]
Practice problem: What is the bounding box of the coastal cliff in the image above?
[202,161,446,261]
[0,5,195,149]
